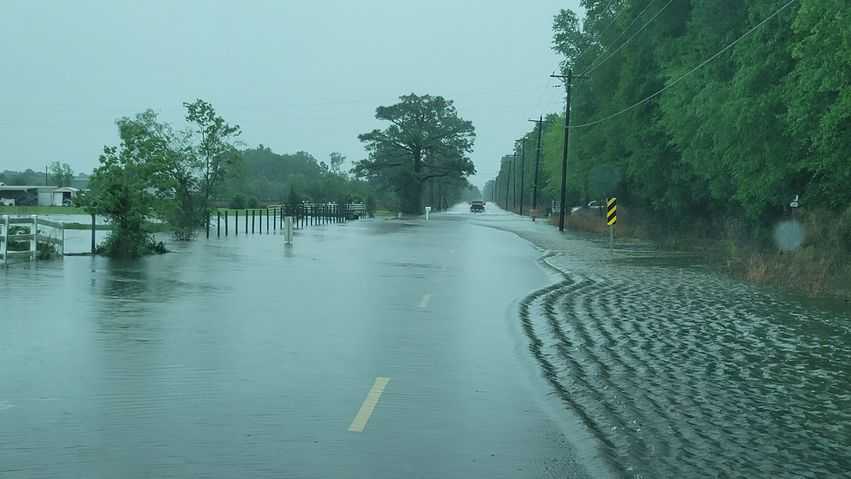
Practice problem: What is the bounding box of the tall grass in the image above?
[556,205,851,299]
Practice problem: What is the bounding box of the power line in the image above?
[577,0,659,73]
[570,0,621,68]
[569,0,798,129]
[580,0,676,77]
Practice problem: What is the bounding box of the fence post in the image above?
[60,222,65,256]
[235,210,239,236]
[91,213,96,255]
[206,212,210,239]
[284,216,294,245]
[273,208,277,232]
[251,209,255,234]
[245,209,248,234]
[1,215,8,265]
[31,215,38,261]
[225,210,229,236]
[217,211,221,238]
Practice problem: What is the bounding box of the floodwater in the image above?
[2,206,850,478]
[0,214,590,478]
[478,210,851,478]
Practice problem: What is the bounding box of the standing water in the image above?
[482,212,851,478]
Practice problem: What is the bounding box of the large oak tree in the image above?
[354,94,476,213]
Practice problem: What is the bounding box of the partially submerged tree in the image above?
[113,110,203,239]
[87,101,240,256]
[87,129,162,258]
[354,94,476,213]
[184,99,241,213]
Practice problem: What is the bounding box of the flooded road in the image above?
[477,208,851,477]
[2,206,850,477]
[1,212,590,478]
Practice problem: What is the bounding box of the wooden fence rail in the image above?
[1,215,65,265]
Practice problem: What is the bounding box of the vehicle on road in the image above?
[570,200,603,216]
[470,200,485,213]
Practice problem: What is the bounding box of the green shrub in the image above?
[229,194,246,209]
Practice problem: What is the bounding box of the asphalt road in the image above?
[0,205,599,478]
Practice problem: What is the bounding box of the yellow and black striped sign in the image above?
[607,197,617,226]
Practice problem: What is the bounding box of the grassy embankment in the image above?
[0,206,169,232]
[0,206,88,215]
[553,207,851,300]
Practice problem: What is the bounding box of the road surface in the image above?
[0,205,598,478]
[2,204,850,478]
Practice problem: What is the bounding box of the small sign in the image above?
[607,197,617,226]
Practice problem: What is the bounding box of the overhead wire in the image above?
[569,0,799,129]
[580,0,676,77]
[577,0,660,74]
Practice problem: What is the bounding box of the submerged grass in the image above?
[0,206,88,215]
[553,206,851,299]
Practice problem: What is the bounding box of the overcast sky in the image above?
[0,0,581,189]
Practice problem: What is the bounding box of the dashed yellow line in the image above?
[348,377,391,432]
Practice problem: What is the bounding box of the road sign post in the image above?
[607,197,617,247]
[284,216,294,245]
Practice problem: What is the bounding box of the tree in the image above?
[184,99,241,213]
[48,162,74,187]
[287,185,301,215]
[354,94,476,214]
[329,152,346,175]
[87,128,162,257]
[114,110,204,239]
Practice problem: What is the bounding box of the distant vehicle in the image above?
[470,200,485,213]
[570,200,603,215]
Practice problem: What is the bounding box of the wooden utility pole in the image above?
[529,116,543,214]
[518,137,528,216]
[551,71,579,232]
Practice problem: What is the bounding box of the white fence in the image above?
[0,215,65,264]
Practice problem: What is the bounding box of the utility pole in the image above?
[551,70,580,232]
[529,116,543,215]
[511,148,518,211]
[504,157,511,209]
[518,137,527,216]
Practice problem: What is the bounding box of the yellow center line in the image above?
[348,377,391,433]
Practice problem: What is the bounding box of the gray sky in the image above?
[0,0,580,188]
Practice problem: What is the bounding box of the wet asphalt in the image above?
[0,205,597,478]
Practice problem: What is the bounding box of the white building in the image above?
[0,185,79,206]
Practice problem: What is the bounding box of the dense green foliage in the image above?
[87,101,240,256]
[354,94,477,214]
[222,147,389,210]
[48,162,74,187]
[0,169,46,186]
[495,0,850,238]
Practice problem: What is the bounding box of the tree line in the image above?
[84,93,480,257]
[492,0,850,242]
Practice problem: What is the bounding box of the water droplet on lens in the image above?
[773,220,805,251]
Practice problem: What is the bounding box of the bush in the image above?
[6,226,60,259]
[229,194,246,209]
[96,232,166,257]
